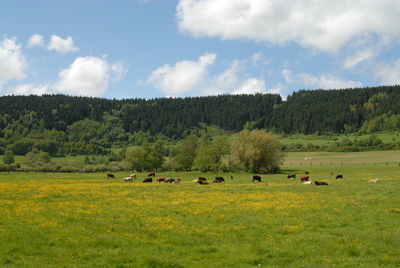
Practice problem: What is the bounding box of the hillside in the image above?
[0,85,400,155]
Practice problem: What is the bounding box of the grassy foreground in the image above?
[0,159,399,267]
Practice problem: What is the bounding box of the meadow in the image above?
[0,151,399,267]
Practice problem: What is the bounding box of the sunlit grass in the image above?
[0,153,399,267]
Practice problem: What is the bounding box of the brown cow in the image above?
[156,177,166,183]
[315,181,328,185]
[147,172,156,177]
[368,178,379,183]
[129,173,137,179]
[300,176,309,182]
[174,178,181,183]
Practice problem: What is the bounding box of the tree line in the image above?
[0,85,400,157]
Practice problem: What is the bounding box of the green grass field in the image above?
[280,131,400,146]
[0,151,399,267]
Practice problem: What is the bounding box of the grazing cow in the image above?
[315,181,328,185]
[165,177,175,183]
[335,175,343,179]
[147,172,156,177]
[129,173,137,179]
[329,171,334,175]
[156,177,166,183]
[123,176,133,182]
[198,177,207,182]
[215,176,225,182]
[174,178,181,183]
[368,178,379,183]
[287,174,296,179]
[107,173,115,179]
[143,178,153,183]
[303,180,312,184]
[300,176,309,182]
[305,171,310,175]
[252,175,262,182]
[230,175,234,180]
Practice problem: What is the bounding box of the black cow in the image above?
[315,181,328,185]
[252,175,261,182]
[215,176,225,182]
[143,178,153,183]
[107,173,115,179]
[335,175,343,179]
[147,172,156,177]
[230,175,234,180]
[198,177,207,182]
[305,171,310,175]
[287,174,296,179]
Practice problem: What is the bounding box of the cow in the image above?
[197,180,209,185]
[335,175,343,179]
[252,175,261,182]
[156,177,166,183]
[287,174,296,179]
[129,173,137,179]
[304,171,310,175]
[107,173,115,179]
[143,178,153,183]
[329,171,334,175]
[147,172,156,177]
[300,176,309,182]
[198,177,207,182]
[174,178,181,183]
[123,176,133,182]
[368,178,379,183]
[215,176,225,182]
[303,180,312,185]
[230,175,234,180]
[165,177,175,183]
[315,181,328,185]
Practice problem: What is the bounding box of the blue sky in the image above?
[1,0,400,99]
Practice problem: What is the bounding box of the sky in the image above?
[1,0,400,99]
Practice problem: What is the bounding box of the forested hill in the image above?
[0,85,400,142]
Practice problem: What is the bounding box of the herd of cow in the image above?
[106,172,380,185]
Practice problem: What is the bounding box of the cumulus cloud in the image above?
[283,69,361,89]
[146,52,216,95]
[48,35,79,54]
[0,37,27,89]
[27,34,45,48]
[232,78,266,94]
[177,0,400,52]
[375,59,400,85]
[6,84,49,95]
[54,56,117,97]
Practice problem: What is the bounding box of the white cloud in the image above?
[146,52,216,95]
[111,62,128,82]
[0,37,27,89]
[48,35,79,54]
[375,59,400,85]
[232,78,266,94]
[6,84,49,95]
[343,49,375,69]
[27,34,45,48]
[55,56,112,96]
[298,73,361,89]
[177,0,400,52]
